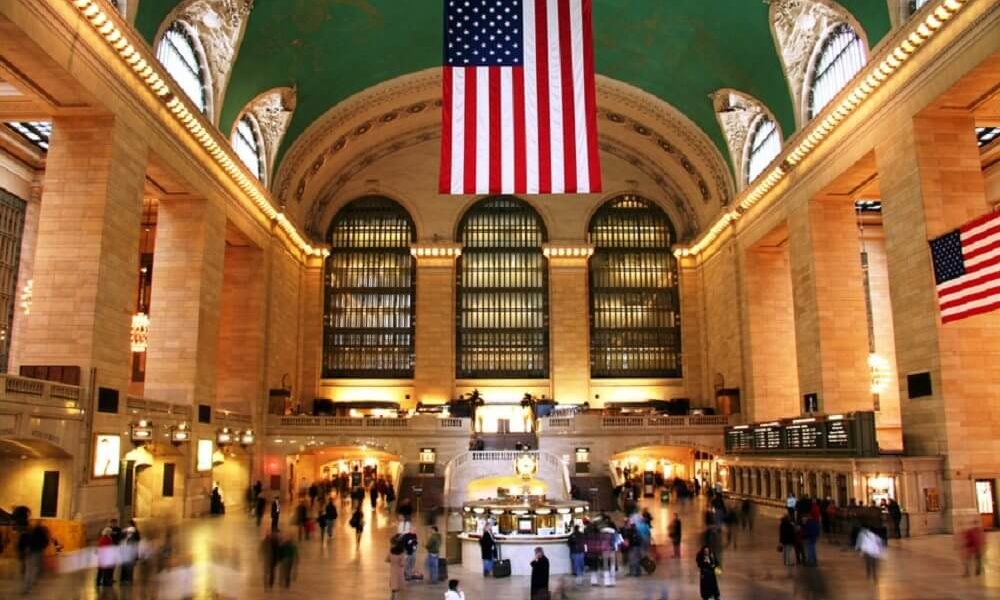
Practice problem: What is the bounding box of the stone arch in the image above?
[452,195,551,246]
[230,87,297,188]
[711,89,785,190]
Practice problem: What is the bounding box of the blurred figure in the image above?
[445,579,466,600]
[402,529,419,580]
[887,498,903,539]
[18,515,49,594]
[296,499,311,541]
[795,565,831,600]
[855,526,885,582]
[567,524,585,582]
[387,535,405,600]
[779,515,796,567]
[426,525,442,583]
[695,544,721,600]
[479,521,497,576]
[530,546,550,600]
[278,535,298,588]
[350,506,365,545]
[668,513,682,558]
[96,527,117,587]
[120,521,141,584]
[960,520,985,577]
[803,515,820,565]
[261,532,281,589]
[741,497,754,533]
[270,495,281,532]
[385,480,396,511]
[318,496,337,540]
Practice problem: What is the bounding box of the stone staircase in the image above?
[442,450,571,508]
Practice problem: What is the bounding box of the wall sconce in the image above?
[216,427,234,447]
[130,419,153,445]
[170,422,191,446]
[239,429,256,447]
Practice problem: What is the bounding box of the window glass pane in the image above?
[232,115,263,180]
[5,121,52,151]
[746,118,780,183]
[323,197,415,378]
[808,23,865,119]
[0,189,25,371]
[457,196,548,379]
[156,22,207,113]
[589,195,681,378]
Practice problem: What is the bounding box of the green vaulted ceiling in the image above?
[135,0,891,172]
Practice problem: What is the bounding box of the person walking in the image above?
[322,497,337,540]
[779,514,796,567]
[696,544,721,600]
[887,499,903,539]
[567,525,585,583]
[120,522,141,584]
[786,492,798,520]
[402,529,419,580]
[18,518,49,594]
[668,513,682,558]
[803,516,820,566]
[270,495,281,532]
[445,579,466,600]
[530,546,550,600]
[278,536,298,588]
[426,525,442,583]
[387,536,406,600]
[255,493,267,528]
[855,526,885,582]
[96,527,117,587]
[370,484,379,510]
[261,533,281,589]
[479,522,497,576]
[350,507,365,545]
[385,481,396,512]
[740,498,754,533]
[961,521,985,577]
[296,500,310,541]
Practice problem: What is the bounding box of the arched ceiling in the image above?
[134,0,891,175]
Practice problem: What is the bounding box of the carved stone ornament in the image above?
[711,90,767,189]
[164,0,254,122]
[245,87,296,184]
[769,0,847,123]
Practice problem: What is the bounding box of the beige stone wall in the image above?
[216,245,266,415]
[548,256,590,404]
[413,254,457,405]
[744,245,799,421]
[297,259,324,403]
[678,261,706,406]
[0,456,72,518]
[265,241,304,396]
[698,240,744,405]
[864,230,903,451]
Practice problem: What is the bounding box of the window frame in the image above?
[455,196,549,380]
[744,115,781,185]
[588,195,682,379]
[805,22,866,120]
[232,112,266,182]
[323,196,416,379]
[155,21,211,115]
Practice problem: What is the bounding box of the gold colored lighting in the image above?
[677,0,967,259]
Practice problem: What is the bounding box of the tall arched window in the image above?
[807,23,865,119]
[232,114,264,181]
[589,195,681,378]
[324,197,415,378]
[746,117,781,184]
[156,22,209,114]
[457,196,548,379]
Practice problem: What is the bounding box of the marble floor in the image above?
[1,495,997,599]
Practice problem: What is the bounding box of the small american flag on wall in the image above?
[929,210,1000,323]
[440,0,602,195]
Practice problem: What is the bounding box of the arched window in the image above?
[232,114,264,181]
[746,117,781,184]
[807,23,866,119]
[110,0,126,16]
[156,22,209,114]
[589,195,681,378]
[457,196,548,379]
[911,0,930,12]
[324,197,415,378]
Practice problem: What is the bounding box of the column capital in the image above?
[410,242,462,264]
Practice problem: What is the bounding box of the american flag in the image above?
[440,0,602,195]
[930,210,1000,324]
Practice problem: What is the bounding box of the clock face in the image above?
[515,454,537,477]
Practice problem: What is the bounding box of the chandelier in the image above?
[131,200,154,353]
[20,279,32,315]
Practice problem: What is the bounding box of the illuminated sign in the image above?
[93,434,121,477]
[724,412,876,457]
[196,439,214,472]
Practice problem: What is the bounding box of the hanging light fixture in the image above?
[20,279,32,315]
[856,200,886,410]
[131,200,154,353]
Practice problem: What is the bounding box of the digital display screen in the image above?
[826,420,850,448]
[786,423,823,449]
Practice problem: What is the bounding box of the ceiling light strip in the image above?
[67,0,323,258]
[675,0,969,258]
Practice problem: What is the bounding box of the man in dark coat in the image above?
[270,496,281,532]
[479,523,497,576]
[530,547,550,599]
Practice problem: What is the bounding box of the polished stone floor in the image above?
[1,495,997,599]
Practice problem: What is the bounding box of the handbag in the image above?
[714,566,723,577]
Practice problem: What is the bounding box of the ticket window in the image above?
[975,480,997,529]
[866,476,895,507]
[574,448,590,474]
[419,448,437,475]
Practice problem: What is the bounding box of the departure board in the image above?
[724,412,877,457]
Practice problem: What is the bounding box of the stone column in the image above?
[787,198,873,414]
[8,181,42,371]
[544,244,593,404]
[876,113,999,530]
[144,198,227,406]
[18,117,146,393]
[412,243,461,405]
[297,255,324,406]
[216,244,266,415]
[678,256,705,405]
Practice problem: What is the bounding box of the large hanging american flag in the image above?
[930,210,1000,324]
[440,0,602,195]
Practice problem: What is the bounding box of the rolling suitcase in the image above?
[438,556,448,582]
[640,555,657,574]
[492,545,511,578]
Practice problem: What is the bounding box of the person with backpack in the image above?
[402,529,420,580]
[479,522,497,576]
[567,525,585,583]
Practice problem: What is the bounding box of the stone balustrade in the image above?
[538,412,729,432]
[266,414,472,435]
[0,374,82,409]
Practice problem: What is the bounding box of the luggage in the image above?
[492,544,511,578]
[492,558,511,578]
[640,555,657,574]
[438,556,448,582]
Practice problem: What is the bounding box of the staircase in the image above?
[476,432,538,450]
[570,476,615,512]
[442,450,572,508]
[398,476,445,512]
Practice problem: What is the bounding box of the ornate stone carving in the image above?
[162,0,254,122]
[769,0,847,123]
[711,90,768,189]
[243,87,295,185]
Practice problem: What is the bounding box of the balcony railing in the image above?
[267,415,471,432]
[539,413,729,431]
[0,374,82,409]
